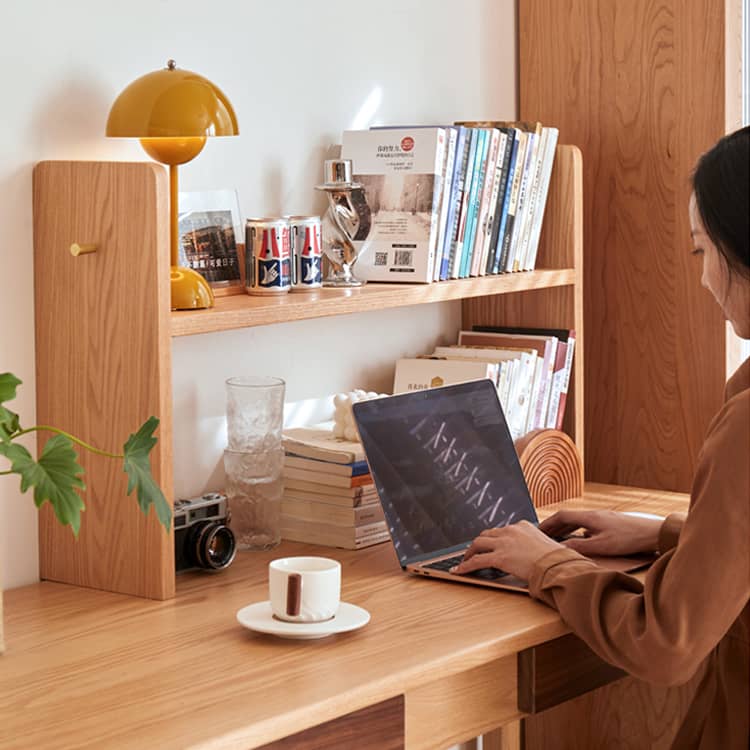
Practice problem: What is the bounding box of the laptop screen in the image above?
[352,379,538,567]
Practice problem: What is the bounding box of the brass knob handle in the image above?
[70,243,97,257]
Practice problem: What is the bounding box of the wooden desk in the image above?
[0,484,688,750]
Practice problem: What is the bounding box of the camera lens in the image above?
[190,522,237,570]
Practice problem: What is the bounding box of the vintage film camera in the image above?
[174,493,236,572]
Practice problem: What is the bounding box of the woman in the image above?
[453,126,750,749]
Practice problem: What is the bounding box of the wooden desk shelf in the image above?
[172,269,577,337]
[32,145,583,600]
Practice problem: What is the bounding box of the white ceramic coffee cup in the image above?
[268,556,341,623]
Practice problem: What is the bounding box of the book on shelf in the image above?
[498,129,528,273]
[523,127,559,271]
[433,126,458,282]
[284,484,380,507]
[280,515,390,550]
[282,425,365,464]
[451,127,479,279]
[471,128,503,277]
[472,325,576,430]
[485,127,515,274]
[341,127,447,283]
[508,121,543,272]
[476,129,509,276]
[283,466,372,488]
[431,344,538,439]
[492,128,520,273]
[281,496,385,526]
[393,357,499,394]
[458,329,558,432]
[440,125,469,280]
[459,128,490,278]
[283,454,369,477]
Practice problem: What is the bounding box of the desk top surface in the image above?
[0,484,688,750]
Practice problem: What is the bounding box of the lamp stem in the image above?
[170,163,179,267]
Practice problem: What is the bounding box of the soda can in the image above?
[287,215,323,291]
[245,218,292,295]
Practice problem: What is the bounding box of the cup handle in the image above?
[286,573,302,617]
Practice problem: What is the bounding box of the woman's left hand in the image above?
[450,521,564,581]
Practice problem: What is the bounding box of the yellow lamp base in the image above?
[170,266,215,310]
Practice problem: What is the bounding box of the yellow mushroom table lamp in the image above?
[106,60,239,310]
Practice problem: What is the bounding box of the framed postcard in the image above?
[178,189,244,295]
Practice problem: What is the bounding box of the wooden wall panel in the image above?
[519,0,740,492]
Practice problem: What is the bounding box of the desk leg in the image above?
[482,721,522,750]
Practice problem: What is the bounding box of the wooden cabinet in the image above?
[32,144,583,600]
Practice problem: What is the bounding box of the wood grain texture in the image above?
[0,486,689,750]
[406,657,519,750]
[171,268,576,336]
[518,633,625,714]
[463,146,584,460]
[33,161,174,599]
[519,0,741,493]
[256,696,404,750]
[523,670,703,750]
[482,721,522,750]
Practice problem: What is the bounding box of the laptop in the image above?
[352,378,652,593]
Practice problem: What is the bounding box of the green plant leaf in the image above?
[0,435,86,535]
[0,372,22,404]
[0,373,23,441]
[123,417,172,531]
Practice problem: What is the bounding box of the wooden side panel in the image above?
[519,0,738,492]
[406,656,520,750]
[33,161,174,600]
[257,696,404,750]
[518,633,625,714]
[462,146,584,460]
[523,672,702,750]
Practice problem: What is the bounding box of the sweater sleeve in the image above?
[528,393,750,687]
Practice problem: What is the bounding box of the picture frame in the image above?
[177,189,244,295]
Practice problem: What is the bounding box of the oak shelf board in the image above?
[171,268,577,337]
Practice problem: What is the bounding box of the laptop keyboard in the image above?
[422,555,508,581]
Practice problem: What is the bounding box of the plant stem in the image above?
[14,426,123,459]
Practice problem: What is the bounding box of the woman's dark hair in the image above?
[692,126,750,279]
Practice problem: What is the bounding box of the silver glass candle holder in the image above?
[315,159,372,287]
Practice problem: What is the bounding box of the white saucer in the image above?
[236,601,370,640]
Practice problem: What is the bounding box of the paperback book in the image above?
[341,128,447,283]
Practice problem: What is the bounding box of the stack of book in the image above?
[280,426,389,549]
[392,326,575,442]
[339,121,558,283]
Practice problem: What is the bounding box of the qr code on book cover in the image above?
[394,250,413,267]
[374,251,388,266]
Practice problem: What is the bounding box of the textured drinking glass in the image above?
[224,447,284,550]
[226,376,285,452]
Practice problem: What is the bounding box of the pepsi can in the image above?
[245,218,292,295]
[287,215,323,291]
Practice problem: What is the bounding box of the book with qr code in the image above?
[341,128,447,283]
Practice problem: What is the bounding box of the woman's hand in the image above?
[539,509,662,557]
[450,521,563,581]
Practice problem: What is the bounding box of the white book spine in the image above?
[517,128,548,271]
[434,127,457,281]
[525,128,559,270]
[502,131,528,272]
[509,131,539,272]
[425,128,448,281]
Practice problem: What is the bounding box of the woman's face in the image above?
[689,193,750,339]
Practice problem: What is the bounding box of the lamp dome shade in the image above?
[106,62,239,138]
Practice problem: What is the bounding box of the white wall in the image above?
[0,0,517,589]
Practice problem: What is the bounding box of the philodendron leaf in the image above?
[0,435,86,535]
[123,416,172,532]
[0,373,22,441]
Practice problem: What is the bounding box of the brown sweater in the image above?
[529,358,750,749]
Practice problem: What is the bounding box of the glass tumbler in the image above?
[225,376,285,453]
[224,447,284,551]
